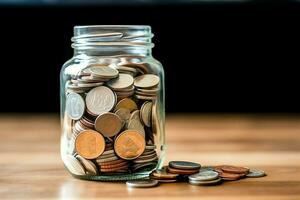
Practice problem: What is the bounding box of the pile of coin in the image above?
[127,161,266,188]
[63,60,160,176]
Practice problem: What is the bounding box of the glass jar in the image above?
[60,25,165,181]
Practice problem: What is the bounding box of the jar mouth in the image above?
[72,25,154,49]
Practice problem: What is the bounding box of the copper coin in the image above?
[114,98,138,112]
[100,165,129,172]
[98,158,128,166]
[221,165,250,174]
[75,130,105,159]
[167,166,199,175]
[100,161,129,169]
[218,171,246,180]
[114,130,146,160]
[151,167,179,179]
[94,112,123,137]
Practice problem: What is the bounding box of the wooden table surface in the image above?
[0,114,300,200]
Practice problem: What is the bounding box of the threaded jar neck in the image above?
[72,25,154,56]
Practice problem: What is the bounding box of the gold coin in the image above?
[134,74,159,88]
[114,130,146,160]
[94,112,123,137]
[75,130,105,159]
[114,98,138,112]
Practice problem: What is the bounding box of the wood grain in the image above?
[0,114,300,200]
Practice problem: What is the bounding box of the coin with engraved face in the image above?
[114,130,145,160]
[86,86,116,115]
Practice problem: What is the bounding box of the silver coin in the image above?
[169,161,201,170]
[86,86,116,115]
[134,74,159,88]
[189,171,219,181]
[89,65,119,78]
[66,93,85,120]
[188,178,222,186]
[64,155,86,175]
[126,179,158,188]
[246,169,266,178]
[75,155,98,175]
[107,73,134,90]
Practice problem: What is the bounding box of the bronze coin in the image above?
[100,161,129,169]
[221,165,250,174]
[75,130,105,159]
[167,166,199,175]
[98,158,128,166]
[94,112,123,137]
[151,167,179,179]
[218,171,246,180]
[114,130,146,160]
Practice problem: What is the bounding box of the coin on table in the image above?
[64,155,86,175]
[126,179,159,188]
[114,130,146,160]
[94,112,123,137]
[188,178,222,186]
[169,161,201,170]
[66,93,85,120]
[167,166,200,175]
[86,86,116,115]
[151,167,179,179]
[107,73,134,90]
[75,155,98,175]
[75,130,105,159]
[140,101,152,127]
[189,171,219,181]
[134,74,159,88]
[221,165,249,174]
[89,65,119,78]
[114,98,138,112]
[246,169,266,178]
[218,171,245,180]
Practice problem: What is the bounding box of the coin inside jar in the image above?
[75,130,105,159]
[85,86,116,115]
[94,112,123,137]
[114,98,138,112]
[114,130,145,160]
[134,74,159,88]
[66,93,85,120]
[107,73,134,90]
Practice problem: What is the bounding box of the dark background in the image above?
[0,1,299,113]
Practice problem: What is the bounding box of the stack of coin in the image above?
[134,74,159,100]
[213,165,249,181]
[132,144,158,172]
[167,161,201,175]
[63,59,161,177]
[150,167,179,183]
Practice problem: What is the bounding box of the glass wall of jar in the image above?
[60,25,165,181]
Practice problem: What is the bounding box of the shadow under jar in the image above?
[60,25,165,181]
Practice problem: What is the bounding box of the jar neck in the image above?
[74,46,152,57]
[72,25,154,57]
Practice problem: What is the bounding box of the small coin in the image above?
[140,101,152,127]
[114,98,138,112]
[115,108,131,123]
[127,118,145,138]
[189,171,219,181]
[167,166,199,175]
[89,65,119,78]
[151,167,179,179]
[218,171,246,180]
[75,155,98,175]
[66,93,85,120]
[221,165,250,174]
[107,73,134,90]
[98,158,128,166]
[96,155,119,163]
[86,86,116,115]
[134,74,159,88]
[134,95,156,100]
[99,160,129,169]
[189,178,222,186]
[94,112,123,137]
[75,130,105,159]
[114,130,146,160]
[100,165,129,172]
[64,155,86,175]
[169,161,201,170]
[126,179,158,188]
[246,169,266,178]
